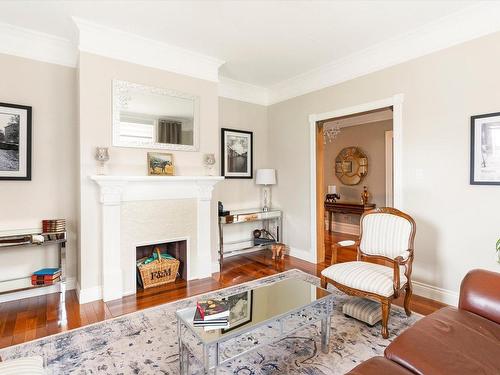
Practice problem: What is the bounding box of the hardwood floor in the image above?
[0,231,446,349]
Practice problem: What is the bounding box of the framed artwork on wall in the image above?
[470,112,500,185]
[0,102,32,181]
[221,128,253,179]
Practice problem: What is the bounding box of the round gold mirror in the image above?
[335,147,368,185]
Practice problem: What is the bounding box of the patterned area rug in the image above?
[0,269,420,374]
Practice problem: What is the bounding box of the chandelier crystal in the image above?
[323,121,341,143]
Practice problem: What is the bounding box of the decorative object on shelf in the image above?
[218,201,229,217]
[222,290,253,332]
[203,153,216,176]
[323,120,341,143]
[112,80,200,151]
[335,146,368,185]
[95,147,110,175]
[31,268,61,286]
[470,112,500,185]
[147,152,174,176]
[42,219,66,233]
[326,185,340,202]
[361,186,370,204]
[256,168,276,212]
[137,247,179,289]
[253,228,276,246]
[221,128,253,178]
[0,102,32,180]
[271,242,287,260]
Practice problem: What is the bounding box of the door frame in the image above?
[308,94,404,263]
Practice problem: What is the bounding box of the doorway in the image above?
[309,95,404,263]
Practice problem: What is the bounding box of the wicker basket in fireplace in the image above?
[137,248,180,289]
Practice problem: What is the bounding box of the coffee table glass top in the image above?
[176,278,331,343]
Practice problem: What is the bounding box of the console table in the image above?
[218,208,282,271]
[0,230,67,301]
[324,201,376,232]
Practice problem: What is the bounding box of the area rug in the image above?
[0,269,420,374]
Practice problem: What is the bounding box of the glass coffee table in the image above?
[176,278,334,374]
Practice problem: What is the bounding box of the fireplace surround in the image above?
[91,175,223,302]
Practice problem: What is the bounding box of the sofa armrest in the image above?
[459,269,500,324]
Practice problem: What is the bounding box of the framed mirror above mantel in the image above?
[112,80,200,151]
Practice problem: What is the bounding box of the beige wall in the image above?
[78,52,220,296]
[0,53,78,291]
[323,120,392,223]
[216,97,268,210]
[268,31,500,298]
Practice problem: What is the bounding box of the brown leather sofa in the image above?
[347,269,500,374]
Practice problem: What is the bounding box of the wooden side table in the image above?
[324,201,376,232]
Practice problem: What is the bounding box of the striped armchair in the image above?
[321,207,416,338]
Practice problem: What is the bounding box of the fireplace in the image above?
[90,175,223,303]
[136,239,188,288]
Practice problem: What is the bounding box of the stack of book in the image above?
[193,299,230,330]
[42,219,66,233]
[31,268,61,286]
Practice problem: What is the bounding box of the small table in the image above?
[175,278,334,374]
[324,201,376,232]
[218,208,282,272]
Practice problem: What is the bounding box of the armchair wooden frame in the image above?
[321,207,416,338]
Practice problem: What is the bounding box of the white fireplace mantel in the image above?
[90,175,224,302]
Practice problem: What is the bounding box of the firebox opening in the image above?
[136,239,187,290]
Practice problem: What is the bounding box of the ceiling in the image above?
[0,0,477,88]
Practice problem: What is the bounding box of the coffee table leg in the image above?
[321,315,331,354]
[203,343,219,374]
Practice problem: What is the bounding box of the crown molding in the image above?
[73,17,224,82]
[218,76,270,106]
[268,2,500,105]
[0,21,77,67]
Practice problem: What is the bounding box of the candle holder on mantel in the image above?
[203,153,216,176]
[95,147,110,175]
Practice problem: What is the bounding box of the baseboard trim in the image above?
[288,247,316,263]
[76,282,102,304]
[325,220,360,235]
[0,277,76,303]
[412,280,458,306]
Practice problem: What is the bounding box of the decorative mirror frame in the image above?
[335,146,368,185]
[112,80,200,152]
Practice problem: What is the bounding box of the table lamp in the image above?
[256,169,276,212]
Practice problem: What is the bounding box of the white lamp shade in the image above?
[256,169,276,185]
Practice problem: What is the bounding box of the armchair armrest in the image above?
[459,269,500,324]
[330,240,358,265]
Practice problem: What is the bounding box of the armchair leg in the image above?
[381,300,391,339]
[320,275,328,289]
[404,283,412,317]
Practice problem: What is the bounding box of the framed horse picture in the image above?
[147,152,175,176]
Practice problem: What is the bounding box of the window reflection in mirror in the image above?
[113,80,199,151]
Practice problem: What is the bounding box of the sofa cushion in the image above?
[385,306,500,374]
[321,261,406,297]
[346,356,414,375]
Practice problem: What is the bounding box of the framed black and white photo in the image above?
[222,290,253,332]
[0,103,31,180]
[470,112,500,185]
[221,128,253,178]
